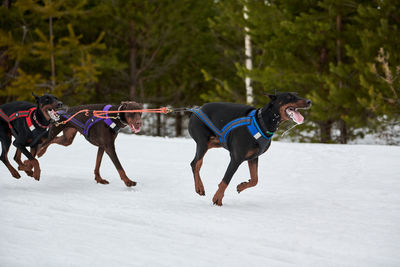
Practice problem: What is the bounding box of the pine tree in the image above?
[348,0,400,118]
[246,0,374,143]
[0,0,105,104]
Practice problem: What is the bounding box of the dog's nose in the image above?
[57,101,63,108]
[306,99,312,106]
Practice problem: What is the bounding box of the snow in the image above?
[1,134,399,267]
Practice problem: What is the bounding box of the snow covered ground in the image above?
[0,134,399,267]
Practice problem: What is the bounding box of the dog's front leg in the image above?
[212,158,242,206]
[237,158,258,193]
[13,140,40,180]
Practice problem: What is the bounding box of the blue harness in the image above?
[58,105,120,140]
[189,107,273,151]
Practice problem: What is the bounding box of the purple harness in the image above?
[60,105,120,139]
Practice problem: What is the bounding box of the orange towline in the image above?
[56,107,172,125]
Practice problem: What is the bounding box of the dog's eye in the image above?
[288,93,296,100]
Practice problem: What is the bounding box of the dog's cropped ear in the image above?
[268,94,277,101]
[121,101,143,110]
[120,101,130,109]
[32,92,40,103]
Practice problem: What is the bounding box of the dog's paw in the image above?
[11,170,21,179]
[212,193,224,206]
[95,178,110,184]
[124,179,137,187]
[195,179,205,196]
[195,186,205,196]
[237,181,248,193]
[212,197,223,206]
[33,173,40,181]
[25,170,34,177]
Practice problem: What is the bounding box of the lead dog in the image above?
[188,92,312,205]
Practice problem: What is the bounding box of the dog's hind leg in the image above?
[237,158,258,193]
[0,130,21,179]
[93,147,109,184]
[37,126,73,157]
[104,144,136,187]
[190,142,207,196]
[189,118,219,196]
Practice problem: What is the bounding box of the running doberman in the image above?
[37,101,143,187]
[0,93,63,180]
[188,92,312,206]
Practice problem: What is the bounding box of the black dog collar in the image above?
[117,104,128,126]
[257,109,274,137]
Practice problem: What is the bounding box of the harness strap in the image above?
[0,107,38,132]
[26,108,36,131]
[103,105,120,133]
[84,116,102,137]
[59,105,120,139]
[59,112,86,129]
[221,116,251,144]
[0,108,12,128]
[188,108,222,136]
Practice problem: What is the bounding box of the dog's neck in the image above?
[116,104,128,126]
[34,105,51,127]
[259,103,281,133]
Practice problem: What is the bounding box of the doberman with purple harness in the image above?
[38,102,143,187]
[188,93,312,206]
[58,105,119,140]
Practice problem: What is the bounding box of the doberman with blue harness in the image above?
[37,101,143,187]
[188,92,312,206]
[0,93,63,180]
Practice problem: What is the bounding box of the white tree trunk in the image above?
[244,5,253,105]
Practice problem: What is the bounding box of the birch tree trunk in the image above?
[243,4,253,105]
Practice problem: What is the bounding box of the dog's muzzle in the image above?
[48,108,60,122]
[286,99,312,124]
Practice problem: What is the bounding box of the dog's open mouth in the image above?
[286,107,305,124]
[47,108,60,122]
[129,123,141,133]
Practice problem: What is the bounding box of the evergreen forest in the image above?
[1,0,399,143]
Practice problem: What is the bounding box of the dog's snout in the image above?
[57,101,63,108]
[306,99,312,106]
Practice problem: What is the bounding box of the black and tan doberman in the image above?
[188,92,312,206]
[0,93,62,180]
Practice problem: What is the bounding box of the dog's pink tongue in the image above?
[129,124,141,133]
[292,110,304,124]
